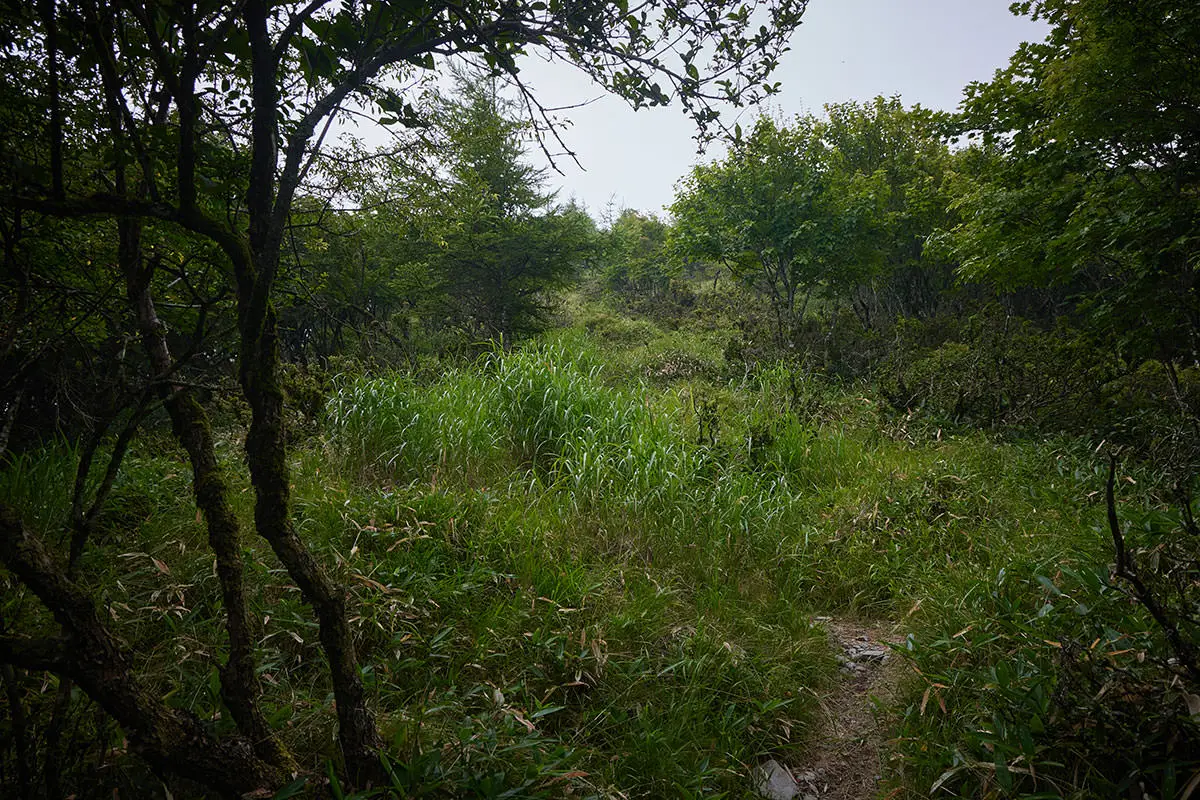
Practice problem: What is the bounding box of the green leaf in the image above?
[1035,574,1063,596]
[530,705,566,719]
[272,777,308,800]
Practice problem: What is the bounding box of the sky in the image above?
[508,0,1049,218]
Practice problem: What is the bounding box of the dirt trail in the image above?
[754,618,904,800]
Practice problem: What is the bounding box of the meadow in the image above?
[4,303,1176,799]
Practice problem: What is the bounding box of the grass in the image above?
[317,333,1185,798]
[2,315,1192,798]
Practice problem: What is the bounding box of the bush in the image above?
[879,309,1114,428]
[577,310,659,346]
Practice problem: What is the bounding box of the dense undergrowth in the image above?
[2,305,1197,798]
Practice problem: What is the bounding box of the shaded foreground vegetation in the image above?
[3,0,1200,797]
[5,317,1198,797]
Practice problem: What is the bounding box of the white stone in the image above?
[752,759,800,800]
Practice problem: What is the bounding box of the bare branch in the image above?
[1106,454,1200,683]
[274,0,333,59]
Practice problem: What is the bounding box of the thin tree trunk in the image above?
[120,218,292,772]
[0,386,22,457]
[239,1,382,781]
[38,0,63,198]
[87,3,291,767]
[1,663,30,795]
[239,304,382,782]
[40,676,70,798]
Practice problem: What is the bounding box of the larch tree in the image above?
[428,75,598,346]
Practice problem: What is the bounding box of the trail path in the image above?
[753,618,903,800]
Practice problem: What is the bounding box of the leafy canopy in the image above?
[670,99,955,338]
[947,0,1200,359]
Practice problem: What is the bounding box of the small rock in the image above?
[752,759,800,800]
[843,641,890,663]
[856,647,891,663]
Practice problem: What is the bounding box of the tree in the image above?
[820,97,957,326]
[426,77,597,346]
[601,208,673,300]
[669,101,953,345]
[0,0,810,793]
[277,197,437,366]
[670,114,837,345]
[946,0,1200,364]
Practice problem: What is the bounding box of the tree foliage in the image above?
[425,77,598,345]
[669,99,955,344]
[947,0,1200,362]
[600,208,672,298]
[670,115,833,343]
[0,0,809,794]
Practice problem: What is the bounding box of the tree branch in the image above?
[0,504,284,793]
[0,634,69,673]
[9,192,254,295]
[274,0,333,59]
[1106,454,1200,683]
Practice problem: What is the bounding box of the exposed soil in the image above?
[756,618,904,800]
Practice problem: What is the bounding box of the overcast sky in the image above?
[510,0,1049,218]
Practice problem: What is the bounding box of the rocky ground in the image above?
[753,618,903,800]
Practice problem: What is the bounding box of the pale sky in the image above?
[511,0,1049,218]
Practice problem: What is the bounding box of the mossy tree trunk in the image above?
[120,215,294,774]
[4,2,805,792]
[0,506,282,797]
[228,2,384,782]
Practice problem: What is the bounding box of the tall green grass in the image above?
[320,335,1188,798]
[3,331,1181,798]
